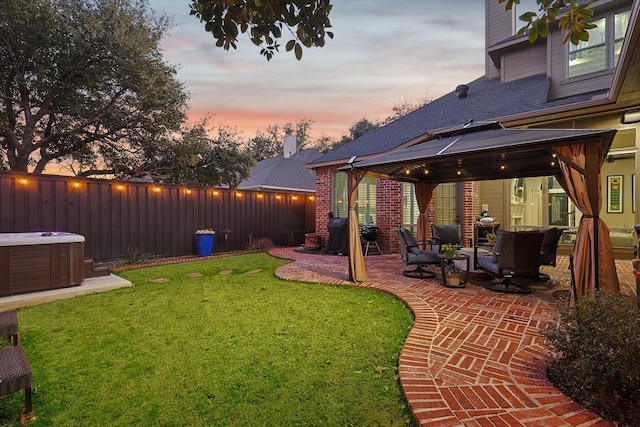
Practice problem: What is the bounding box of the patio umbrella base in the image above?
[403,266,436,279]
[483,280,531,294]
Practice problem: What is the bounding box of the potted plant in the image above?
[444,262,462,286]
[441,243,457,257]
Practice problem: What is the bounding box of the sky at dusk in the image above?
[148,1,487,141]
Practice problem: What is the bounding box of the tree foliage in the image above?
[189,0,333,60]
[500,0,596,45]
[245,119,315,161]
[0,0,253,187]
[141,122,254,187]
[0,0,186,174]
[191,1,594,60]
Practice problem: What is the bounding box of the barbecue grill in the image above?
[360,225,382,256]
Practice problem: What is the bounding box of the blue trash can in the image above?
[196,234,215,257]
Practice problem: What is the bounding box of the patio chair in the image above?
[396,227,440,278]
[431,224,472,253]
[0,310,18,346]
[0,345,33,420]
[474,230,544,294]
[532,227,564,280]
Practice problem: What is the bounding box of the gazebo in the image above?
[342,121,620,302]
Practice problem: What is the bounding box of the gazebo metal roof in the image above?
[342,122,617,184]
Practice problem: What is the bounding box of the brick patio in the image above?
[270,248,636,426]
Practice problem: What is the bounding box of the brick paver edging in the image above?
[269,247,611,427]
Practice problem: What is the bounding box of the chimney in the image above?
[283,134,297,158]
[456,84,469,99]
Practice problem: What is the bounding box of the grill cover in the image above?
[326,217,349,255]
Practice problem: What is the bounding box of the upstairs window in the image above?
[514,0,540,35]
[568,9,630,78]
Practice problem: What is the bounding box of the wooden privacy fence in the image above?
[0,172,316,260]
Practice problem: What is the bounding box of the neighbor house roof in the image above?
[309,74,608,168]
[238,148,322,193]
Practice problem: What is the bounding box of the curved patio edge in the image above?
[269,247,611,427]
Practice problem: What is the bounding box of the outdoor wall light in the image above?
[424,169,429,175]
[456,169,462,176]
[292,196,298,200]
[72,182,80,188]
[308,196,314,201]
[276,195,282,200]
[405,169,410,175]
[257,193,264,199]
[185,188,192,194]
[212,190,220,196]
[550,161,556,167]
[500,164,506,170]
[116,184,125,191]
[154,187,161,193]
[19,178,28,185]
[621,109,640,124]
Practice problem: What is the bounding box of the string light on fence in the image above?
[185,188,192,195]
[154,186,161,193]
[292,196,298,201]
[116,184,125,191]
[257,193,264,199]
[212,190,220,196]
[308,196,314,201]
[276,195,282,200]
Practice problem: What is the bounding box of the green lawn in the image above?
[1,253,415,426]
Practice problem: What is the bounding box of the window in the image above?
[435,183,456,224]
[402,183,419,234]
[514,0,540,35]
[332,171,376,224]
[568,10,630,78]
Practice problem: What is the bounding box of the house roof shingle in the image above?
[239,148,322,193]
[309,74,608,166]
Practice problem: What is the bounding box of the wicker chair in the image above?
[0,345,33,419]
[0,310,19,346]
[396,227,440,278]
[474,231,544,294]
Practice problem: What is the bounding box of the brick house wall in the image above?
[314,166,333,246]
[463,181,479,244]
[376,179,403,254]
[314,166,481,254]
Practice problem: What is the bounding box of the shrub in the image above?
[247,237,274,251]
[541,291,640,426]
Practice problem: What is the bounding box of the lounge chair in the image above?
[431,224,473,253]
[474,230,544,294]
[532,227,564,281]
[396,227,440,279]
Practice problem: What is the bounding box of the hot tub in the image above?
[0,232,85,296]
